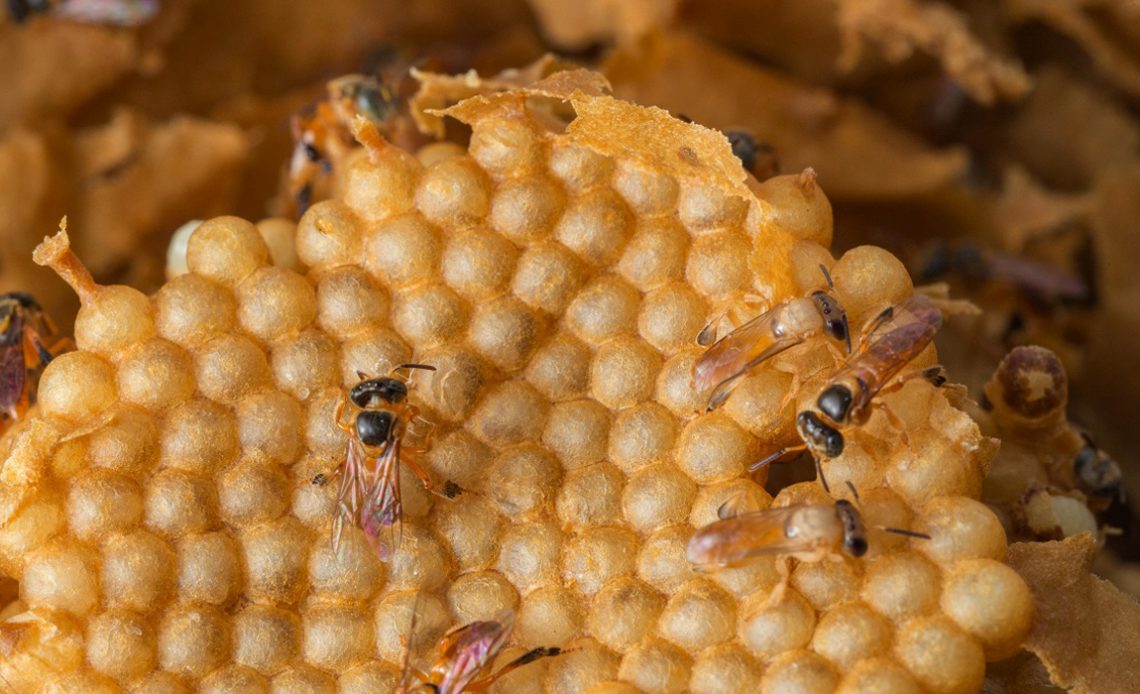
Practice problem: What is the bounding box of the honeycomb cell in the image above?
[637,525,698,594]
[656,351,705,417]
[236,389,304,465]
[489,444,562,516]
[497,519,563,593]
[677,184,748,232]
[385,524,450,592]
[200,665,268,694]
[118,339,196,411]
[178,532,241,606]
[607,402,677,475]
[269,666,336,693]
[195,334,271,403]
[689,644,764,694]
[554,189,633,265]
[236,268,318,343]
[67,472,143,541]
[557,461,625,527]
[22,542,98,616]
[145,469,218,536]
[233,604,300,675]
[638,282,707,354]
[301,605,373,670]
[74,284,157,358]
[338,663,401,694]
[525,332,592,402]
[441,228,518,300]
[338,326,412,386]
[468,295,541,370]
[759,649,838,694]
[271,330,339,400]
[613,162,679,216]
[433,495,501,570]
[315,267,388,340]
[42,672,118,694]
[589,577,664,651]
[914,496,1008,566]
[512,241,587,314]
[689,479,772,528]
[584,683,641,694]
[157,605,230,678]
[373,591,449,664]
[415,157,491,226]
[102,530,176,612]
[623,463,697,533]
[37,351,116,422]
[722,368,798,442]
[618,639,692,694]
[545,638,620,694]
[155,273,238,349]
[218,462,289,528]
[657,579,735,651]
[241,518,311,604]
[423,429,493,493]
[563,526,639,595]
[835,658,923,694]
[87,406,160,478]
[685,230,751,299]
[861,551,942,622]
[754,171,834,247]
[392,283,468,348]
[489,175,565,244]
[675,414,754,485]
[567,275,641,345]
[894,615,985,694]
[549,145,614,193]
[831,245,914,325]
[160,399,239,475]
[341,147,422,223]
[590,336,661,410]
[740,589,816,659]
[543,399,611,470]
[303,391,346,461]
[469,113,545,177]
[516,585,585,648]
[295,199,363,270]
[87,610,156,681]
[939,558,1034,659]
[364,214,441,288]
[789,557,860,612]
[618,218,690,292]
[446,570,519,625]
[810,601,891,671]
[186,216,270,287]
[468,380,549,446]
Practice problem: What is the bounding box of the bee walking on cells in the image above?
[692,265,851,411]
[317,363,461,560]
[1,292,66,428]
[755,293,948,474]
[687,479,929,607]
[398,610,565,693]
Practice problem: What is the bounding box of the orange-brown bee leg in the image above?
[761,557,793,610]
[461,647,568,692]
[400,454,461,499]
[870,400,910,447]
[333,395,355,434]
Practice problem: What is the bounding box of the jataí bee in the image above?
[1,292,65,428]
[316,363,461,560]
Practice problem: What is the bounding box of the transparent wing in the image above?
[362,438,402,561]
[688,506,816,567]
[438,620,512,694]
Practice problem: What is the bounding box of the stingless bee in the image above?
[287,73,400,217]
[397,611,565,693]
[687,480,929,606]
[756,293,946,471]
[1,292,65,427]
[318,363,461,560]
[1073,433,1124,501]
[692,265,850,411]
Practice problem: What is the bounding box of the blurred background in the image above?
[3,0,1138,588]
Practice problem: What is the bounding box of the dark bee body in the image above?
[1074,435,1123,499]
[1,293,61,424]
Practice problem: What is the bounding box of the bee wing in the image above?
[362,439,402,560]
[333,436,371,557]
[0,342,26,414]
[438,620,512,694]
[692,309,802,395]
[688,506,811,567]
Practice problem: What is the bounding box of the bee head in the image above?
[796,410,844,458]
[811,291,851,352]
[350,377,408,409]
[817,384,853,424]
[835,499,868,557]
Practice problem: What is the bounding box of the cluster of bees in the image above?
[0,72,1124,692]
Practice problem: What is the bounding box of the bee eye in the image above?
[825,430,844,458]
[848,536,868,557]
[817,386,852,423]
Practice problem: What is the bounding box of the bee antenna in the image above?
[356,370,369,381]
[881,527,931,540]
[819,263,835,290]
[816,457,832,495]
[751,447,790,473]
[844,480,861,503]
[1080,431,1096,448]
[400,592,423,690]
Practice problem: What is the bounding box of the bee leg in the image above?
[871,400,910,447]
[761,557,793,610]
[333,395,355,434]
[777,370,802,413]
[400,454,462,499]
[462,647,568,691]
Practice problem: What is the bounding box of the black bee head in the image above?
[817,385,854,424]
[350,377,408,408]
[796,411,844,458]
[835,499,868,557]
[2,292,40,310]
[355,410,396,447]
[811,291,851,352]
[725,129,757,171]
[1074,444,1123,498]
